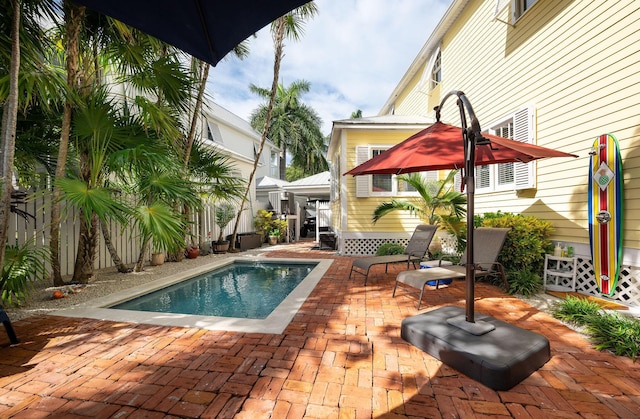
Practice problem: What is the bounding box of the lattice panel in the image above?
[436,233,460,255]
[343,238,410,256]
[574,257,640,308]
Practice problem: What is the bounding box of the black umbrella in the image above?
[72,0,309,65]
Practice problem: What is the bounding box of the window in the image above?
[206,121,223,144]
[513,0,537,21]
[355,146,434,197]
[476,106,535,192]
[418,48,442,93]
[431,50,442,89]
[270,151,279,177]
[371,149,393,193]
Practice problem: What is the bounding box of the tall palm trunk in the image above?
[100,219,132,273]
[230,18,286,250]
[134,237,150,272]
[279,144,287,180]
[179,60,210,249]
[50,2,84,286]
[184,60,210,167]
[0,0,21,274]
[71,151,99,283]
[72,210,98,283]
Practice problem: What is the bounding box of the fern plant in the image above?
[1,243,48,307]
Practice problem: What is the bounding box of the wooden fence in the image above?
[9,189,255,277]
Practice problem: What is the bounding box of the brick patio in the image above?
[0,243,639,418]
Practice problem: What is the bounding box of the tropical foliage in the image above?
[229,2,319,250]
[372,170,467,249]
[0,1,253,284]
[553,296,640,360]
[476,211,554,276]
[249,79,328,179]
[0,243,48,307]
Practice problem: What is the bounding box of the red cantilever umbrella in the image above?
[345,121,576,176]
[346,91,577,329]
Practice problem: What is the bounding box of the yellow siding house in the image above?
[331,0,640,307]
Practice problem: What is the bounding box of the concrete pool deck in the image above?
[50,257,332,334]
[0,241,639,417]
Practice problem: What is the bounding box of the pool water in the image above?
[112,261,318,319]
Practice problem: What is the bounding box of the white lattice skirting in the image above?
[574,258,640,308]
[343,238,640,309]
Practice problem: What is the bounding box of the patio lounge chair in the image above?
[349,224,437,285]
[393,227,510,309]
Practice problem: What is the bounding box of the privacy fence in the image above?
[9,189,254,277]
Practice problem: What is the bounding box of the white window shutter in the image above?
[207,121,223,144]
[513,106,536,190]
[476,165,491,189]
[355,146,370,197]
[453,170,464,193]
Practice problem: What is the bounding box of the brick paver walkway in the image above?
[0,243,639,418]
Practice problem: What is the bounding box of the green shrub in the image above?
[376,243,405,256]
[552,296,602,325]
[477,212,554,276]
[552,296,640,360]
[507,269,542,296]
[254,209,288,240]
[586,312,640,359]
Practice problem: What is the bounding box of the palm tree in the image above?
[249,79,326,179]
[0,0,61,276]
[49,0,85,285]
[372,170,467,246]
[229,2,319,250]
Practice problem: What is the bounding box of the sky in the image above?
[206,0,450,136]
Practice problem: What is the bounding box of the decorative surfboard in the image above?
[588,133,623,297]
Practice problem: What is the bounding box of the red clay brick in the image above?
[168,400,206,418]
[182,389,216,405]
[1,244,639,418]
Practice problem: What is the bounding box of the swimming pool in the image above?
[52,257,332,334]
[112,261,318,319]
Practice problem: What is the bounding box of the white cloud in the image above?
[208,0,449,135]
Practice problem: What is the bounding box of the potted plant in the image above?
[213,203,235,253]
[150,250,165,266]
[268,228,280,245]
[185,244,200,259]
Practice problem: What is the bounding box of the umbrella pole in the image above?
[464,126,475,323]
[455,95,476,323]
[441,92,495,335]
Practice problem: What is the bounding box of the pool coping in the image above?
[50,256,333,334]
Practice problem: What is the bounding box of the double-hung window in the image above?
[355,146,434,197]
[476,106,536,192]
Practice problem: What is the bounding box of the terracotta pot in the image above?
[268,236,278,245]
[186,247,200,259]
[150,252,165,266]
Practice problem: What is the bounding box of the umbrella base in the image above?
[446,315,495,335]
[401,305,550,391]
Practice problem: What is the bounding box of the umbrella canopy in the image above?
[346,91,577,328]
[345,121,577,176]
[72,0,308,66]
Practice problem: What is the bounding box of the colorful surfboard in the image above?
[588,134,623,297]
